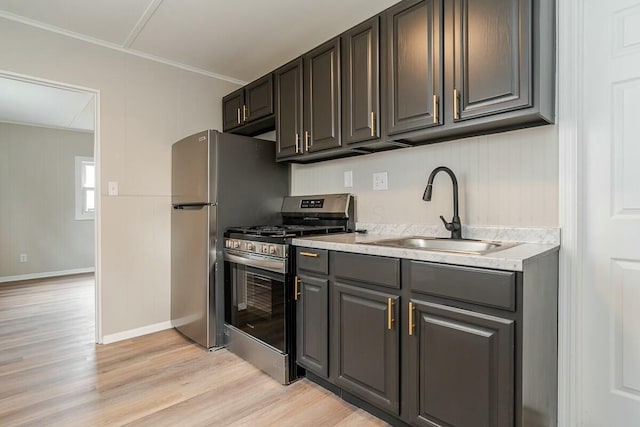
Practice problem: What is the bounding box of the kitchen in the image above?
[0,0,638,426]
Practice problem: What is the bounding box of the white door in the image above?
[581,0,640,425]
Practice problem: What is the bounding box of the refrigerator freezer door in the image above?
[171,204,210,347]
[171,130,210,205]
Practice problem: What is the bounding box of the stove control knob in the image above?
[246,243,255,251]
[261,245,268,254]
[269,245,277,255]
[233,240,240,249]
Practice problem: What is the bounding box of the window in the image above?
[75,156,95,220]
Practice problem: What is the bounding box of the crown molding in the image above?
[0,11,247,86]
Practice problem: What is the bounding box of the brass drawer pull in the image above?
[408,302,415,336]
[371,111,376,137]
[453,89,460,120]
[299,251,319,258]
[387,298,394,330]
[433,95,439,124]
[294,276,300,301]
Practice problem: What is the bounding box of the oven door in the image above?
[224,251,287,353]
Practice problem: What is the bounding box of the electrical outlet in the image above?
[19,253,27,263]
[344,171,353,188]
[372,172,388,191]
[108,181,118,196]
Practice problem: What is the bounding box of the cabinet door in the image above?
[296,274,329,377]
[245,74,273,123]
[451,0,531,121]
[275,59,303,159]
[222,88,244,132]
[342,16,380,144]
[386,0,443,135]
[304,38,341,153]
[333,282,400,415]
[406,300,514,427]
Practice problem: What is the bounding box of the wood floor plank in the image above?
[0,275,390,426]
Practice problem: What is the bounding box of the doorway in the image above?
[0,71,101,343]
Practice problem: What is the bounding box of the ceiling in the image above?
[0,76,95,131]
[0,0,399,83]
[0,0,397,131]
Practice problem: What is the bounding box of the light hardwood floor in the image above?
[0,275,388,426]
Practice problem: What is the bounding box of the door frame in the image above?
[557,0,583,425]
[0,69,103,344]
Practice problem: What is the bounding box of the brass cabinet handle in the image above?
[304,131,310,151]
[453,89,460,120]
[294,276,300,301]
[242,105,248,122]
[408,302,415,336]
[295,133,300,154]
[299,251,319,258]
[387,298,394,330]
[433,95,439,124]
[371,112,376,137]
[237,107,241,125]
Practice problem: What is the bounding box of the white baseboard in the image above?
[101,320,173,345]
[0,267,95,283]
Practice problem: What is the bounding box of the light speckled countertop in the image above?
[291,231,559,272]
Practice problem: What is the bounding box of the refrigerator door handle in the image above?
[173,204,212,210]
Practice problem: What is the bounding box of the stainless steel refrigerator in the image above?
[171,130,288,349]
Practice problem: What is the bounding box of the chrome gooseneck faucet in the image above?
[423,166,462,239]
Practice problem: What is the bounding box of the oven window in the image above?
[228,264,286,352]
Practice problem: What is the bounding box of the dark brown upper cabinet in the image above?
[451,0,531,121]
[385,0,553,144]
[275,59,304,159]
[276,39,342,160]
[222,73,274,136]
[258,0,554,162]
[222,88,244,132]
[385,0,443,136]
[341,17,381,144]
[245,74,274,122]
[303,37,342,153]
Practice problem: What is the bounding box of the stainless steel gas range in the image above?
[223,193,354,384]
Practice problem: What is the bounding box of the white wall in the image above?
[0,18,241,337]
[292,125,558,227]
[0,123,94,278]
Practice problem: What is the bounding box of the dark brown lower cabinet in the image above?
[406,299,515,427]
[295,248,557,427]
[296,274,329,377]
[332,282,400,415]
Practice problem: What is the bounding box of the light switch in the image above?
[108,181,118,196]
[372,172,388,191]
[344,171,353,188]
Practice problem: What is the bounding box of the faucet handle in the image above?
[439,215,452,230]
[440,215,461,233]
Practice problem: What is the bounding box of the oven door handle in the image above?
[224,252,286,274]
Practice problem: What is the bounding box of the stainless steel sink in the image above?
[363,236,517,255]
